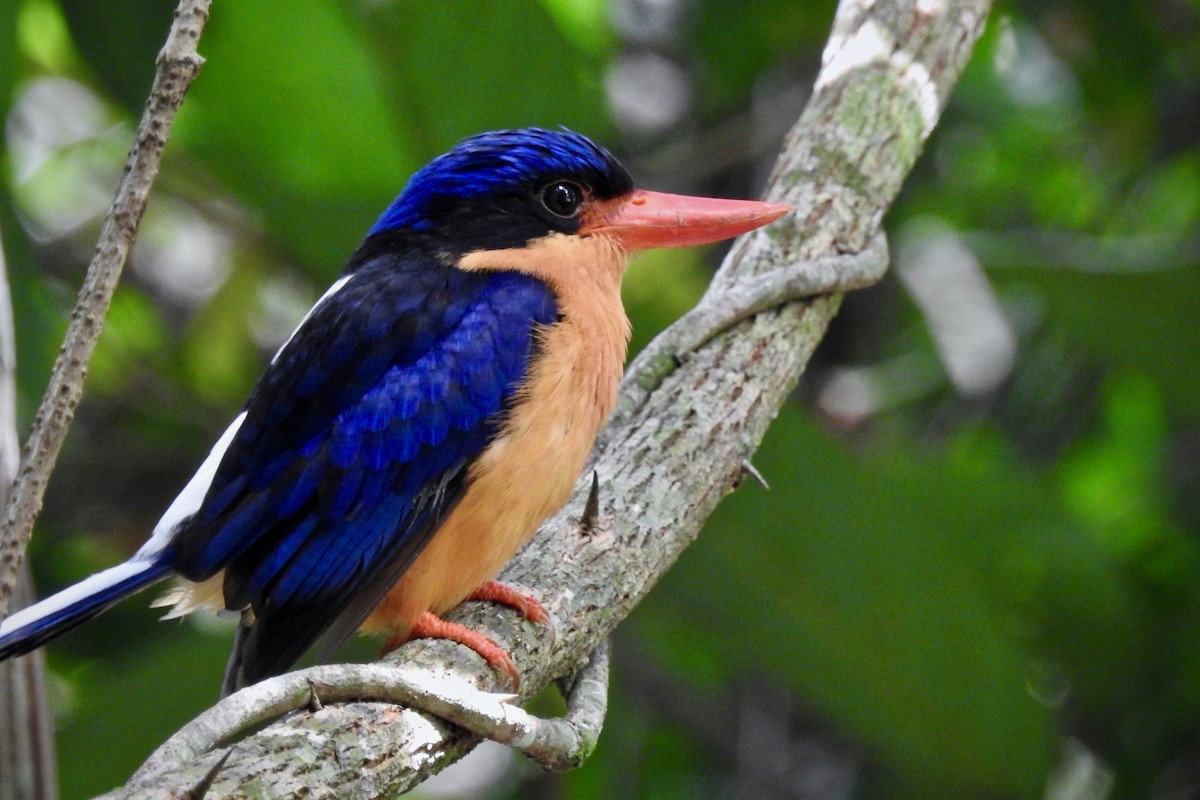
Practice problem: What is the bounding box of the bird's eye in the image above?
[540,181,584,219]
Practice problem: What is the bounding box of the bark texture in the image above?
[96,1,993,797]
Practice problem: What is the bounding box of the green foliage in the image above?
[2,1,1199,798]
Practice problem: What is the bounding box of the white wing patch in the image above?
[270,274,354,365]
[138,410,248,558]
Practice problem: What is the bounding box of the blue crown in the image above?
[369,128,629,235]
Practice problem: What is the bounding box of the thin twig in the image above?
[181,750,232,800]
[535,640,610,771]
[0,0,212,622]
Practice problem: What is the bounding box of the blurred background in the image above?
[1,1,1199,798]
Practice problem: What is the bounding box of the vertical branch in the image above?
[0,0,211,622]
[0,224,57,800]
[0,569,57,800]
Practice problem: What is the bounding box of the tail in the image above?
[0,558,173,660]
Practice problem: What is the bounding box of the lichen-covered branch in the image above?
[0,0,211,623]
[127,641,610,784]
[97,1,991,797]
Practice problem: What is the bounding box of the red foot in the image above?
[388,611,520,688]
[377,583,550,689]
[469,580,550,626]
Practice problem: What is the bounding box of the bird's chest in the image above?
[364,307,629,631]
[478,312,628,516]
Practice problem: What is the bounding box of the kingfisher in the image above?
[0,128,789,695]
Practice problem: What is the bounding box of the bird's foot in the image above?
[386,612,522,689]
[379,584,549,689]
[468,580,550,626]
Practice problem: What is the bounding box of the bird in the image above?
[0,128,790,695]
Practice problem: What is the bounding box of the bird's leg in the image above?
[468,580,550,626]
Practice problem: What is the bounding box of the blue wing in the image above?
[168,251,558,687]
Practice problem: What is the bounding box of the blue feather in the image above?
[244,515,317,601]
[273,457,322,519]
[174,261,558,629]
[385,417,420,462]
[0,559,173,659]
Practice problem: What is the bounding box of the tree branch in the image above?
[129,641,611,784]
[93,1,992,797]
[0,225,56,800]
[0,0,211,623]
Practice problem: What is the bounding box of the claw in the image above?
[378,582,551,689]
[469,580,550,626]
[390,611,521,689]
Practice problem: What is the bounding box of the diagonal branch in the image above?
[94,1,992,797]
[0,0,211,623]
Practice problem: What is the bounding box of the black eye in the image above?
[540,181,584,219]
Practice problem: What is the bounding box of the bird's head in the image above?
[364,128,791,265]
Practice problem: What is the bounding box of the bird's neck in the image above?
[458,232,632,381]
